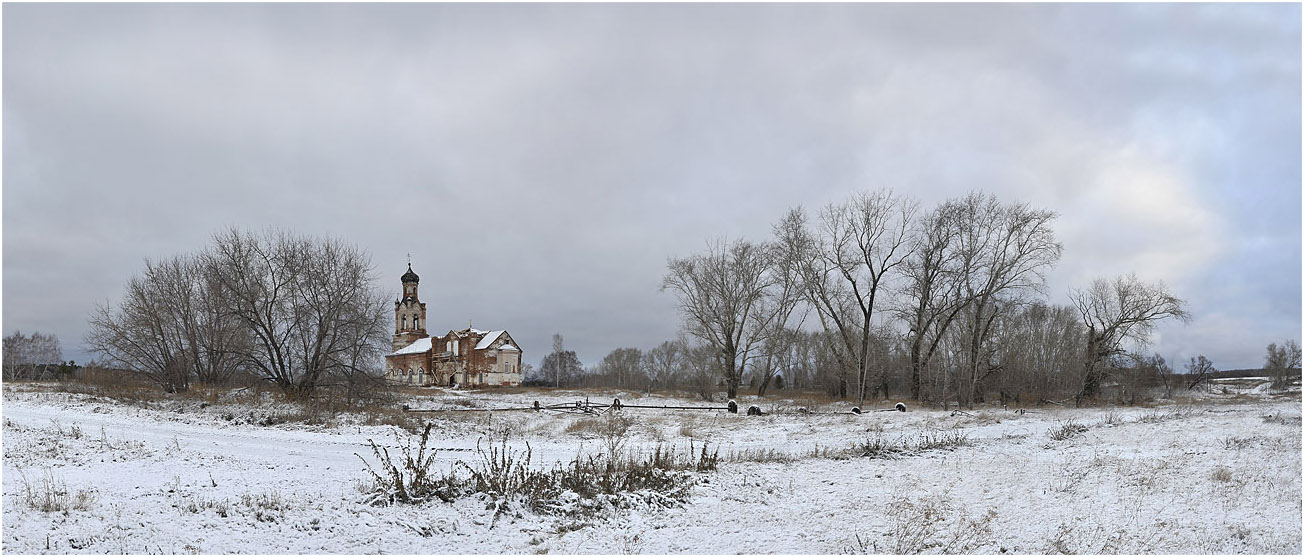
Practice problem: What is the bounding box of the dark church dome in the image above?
[401,264,419,284]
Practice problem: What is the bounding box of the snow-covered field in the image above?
[2,382,1300,554]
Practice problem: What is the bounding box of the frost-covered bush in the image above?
[356,424,720,519]
[1048,421,1088,441]
[356,423,464,506]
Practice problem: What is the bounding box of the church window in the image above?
[402,316,407,330]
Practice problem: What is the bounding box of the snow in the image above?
[389,336,432,356]
[2,384,1300,554]
[473,331,506,351]
[498,344,519,352]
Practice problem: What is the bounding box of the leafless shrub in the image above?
[355,423,461,506]
[1048,421,1088,441]
[356,424,719,521]
[1099,410,1123,426]
[1052,465,1091,494]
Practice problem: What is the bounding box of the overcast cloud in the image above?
[4,3,1299,370]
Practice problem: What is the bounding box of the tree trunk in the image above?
[909,338,923,401]
[1076,365,1100,406]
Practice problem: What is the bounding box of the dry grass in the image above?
[564,414,633,438]
[858,430,972,459]
[848,490,997,554]
[19,470,97,513]
[1135,406,1197,423]
[1209,465,1237,484]
[678,422,698,438]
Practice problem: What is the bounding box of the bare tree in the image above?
[204,229,388,398]
[188,261,251,386]
[1185,355,1215,391]
[1071,273,1190,405]
[775,190,918,407]
[952,193,1062,407]
[87,257,196,392]
[683,341,720,401]
[595,347,644,389]
[643,339,685,393]
[755,327,803,397]
[774,208,852,396]
[898,199,969,401]
[1265,340,1301,389]
[663,238,781,400]
[2,331,63,380]
[539,347,584,388]
[1144,353,1175,399]
[755,238,809,397]
[990,303,1086,405]
[551,333,565,388]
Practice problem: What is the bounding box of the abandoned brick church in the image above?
[384,264,523,387]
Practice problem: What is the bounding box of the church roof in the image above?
[401,264,419,284]
[389,336,432,356]
[474,330,508,350]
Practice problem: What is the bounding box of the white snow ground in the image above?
[2,382,1300,554]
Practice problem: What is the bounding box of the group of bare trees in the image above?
[86,229,389,398]
[2,331,64,380]
[531,334,585,387]
[663,189,1196,407]
[660,239,804,399]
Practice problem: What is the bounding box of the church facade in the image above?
[384,264,524,387]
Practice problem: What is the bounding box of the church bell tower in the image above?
[392,263,428,351]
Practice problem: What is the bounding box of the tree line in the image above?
[83,228,389,400]
[655,189,1202,407]
[2,330,68,380]
[505,189,1297,407]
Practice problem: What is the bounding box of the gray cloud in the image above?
[4,3,1299,370]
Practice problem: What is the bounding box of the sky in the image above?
[3,3,1300,371]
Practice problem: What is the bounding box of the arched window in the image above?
[402,316,408,330]
[414,316,420,329]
